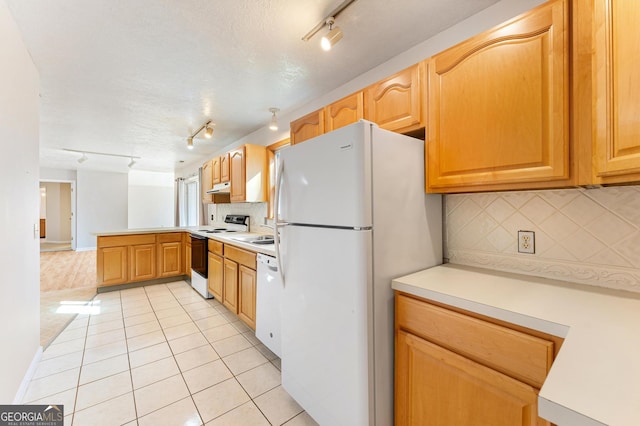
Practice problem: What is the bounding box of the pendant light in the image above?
[187,137,194,150]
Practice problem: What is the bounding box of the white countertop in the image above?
[392,263,640,426]
[95,226,276,257]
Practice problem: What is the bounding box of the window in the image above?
[185,178,199,226]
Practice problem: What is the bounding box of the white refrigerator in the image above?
[274,120,442,425]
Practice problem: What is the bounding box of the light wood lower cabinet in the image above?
[223,258,239,313]
[97,233,186,287]
[208,251,224,301]
[238,265,257,329]
[395,292,560,426]
[97,245,128,286]
[129,244,156,282]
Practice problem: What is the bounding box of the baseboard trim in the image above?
[13,345,43,404]
[75,246,96,252]
[97,275,189,293]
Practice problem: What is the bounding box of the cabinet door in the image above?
[427,0,569,192]
[325,92,364,133]
[208,252,224,301]
[223,258,239,313]
[238,265,257,330]
[129,244,156,282]
[212,156,222,185]
[395,330,540,426]
[158,241,182,278]
[290,108,325,144]
[229,147,246,202]
[185,242,192,277]
[202,159,214,203]
[593,0,640,182]
[97,246,127,286]
[220,153,231,183]
[364,63,423,132]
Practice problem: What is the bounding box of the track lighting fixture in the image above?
[268,108,280,131]
[186,120,214,149]
[321,17,343,51]
[63,149,141,168]
[301,0,355,50]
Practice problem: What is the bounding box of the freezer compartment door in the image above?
[279,121,372,228]
[280,225,373,426]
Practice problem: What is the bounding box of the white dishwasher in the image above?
[256,253,282,358]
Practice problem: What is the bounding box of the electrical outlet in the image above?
[518,231,535,254]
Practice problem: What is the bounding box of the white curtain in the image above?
[175,177,186,227]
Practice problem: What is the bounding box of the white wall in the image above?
[0,1,41,403]
[128,170,175,229]
[77,170,128,249]
[40,167,77,182]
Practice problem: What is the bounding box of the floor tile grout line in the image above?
[121,288,141,425]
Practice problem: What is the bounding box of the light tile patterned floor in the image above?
[25,280,318,426]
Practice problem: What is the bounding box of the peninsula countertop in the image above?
[392,263,640,426]
[95,226,276,257]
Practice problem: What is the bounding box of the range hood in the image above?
[206,181,230,194]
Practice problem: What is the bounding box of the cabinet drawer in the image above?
[98,234,155,248]
[157,232,183,243]
[208,239,224,256]
[224,245,256,269]
[396,294,553,388]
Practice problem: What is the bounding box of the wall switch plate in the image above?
[211,214,214,221]
[518,231,535,254]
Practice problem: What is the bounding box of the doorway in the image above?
[39,180,76,252]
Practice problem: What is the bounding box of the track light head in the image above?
[204,123,214,139]
[128,158,136,168]
[268,107,280,131]
[187,137,194,150]
[321,17,342,51]
[78,153,88,164]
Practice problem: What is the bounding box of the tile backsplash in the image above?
[207,202,270,233]
[444,185,640,293]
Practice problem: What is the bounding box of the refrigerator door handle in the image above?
[273,158,286,286]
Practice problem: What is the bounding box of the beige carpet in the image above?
[40,250,97,348]
[40,241,72,252]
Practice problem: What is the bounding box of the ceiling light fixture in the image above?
[63,148,140,166]
[302,0,356,49]
[187,120,214,149]
[204,124,214,139]
[321,17,343,51]
[268,108,280,131]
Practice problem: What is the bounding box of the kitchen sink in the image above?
[232,235,274,245]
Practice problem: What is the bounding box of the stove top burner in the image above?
[198,228,239,234]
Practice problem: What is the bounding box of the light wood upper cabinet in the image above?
[290,108,325,144]
[129,243,156,282]
[229,144,268,203]
[325,92,364,133]
[426,0,570,193]
[212,156,222,185]
[220,152,230,183]
[201,159,214,203]
[229,147,245,202]
[364,63,423,133]
[593,0,640,183]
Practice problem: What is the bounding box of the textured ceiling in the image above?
[6,0,499,173]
